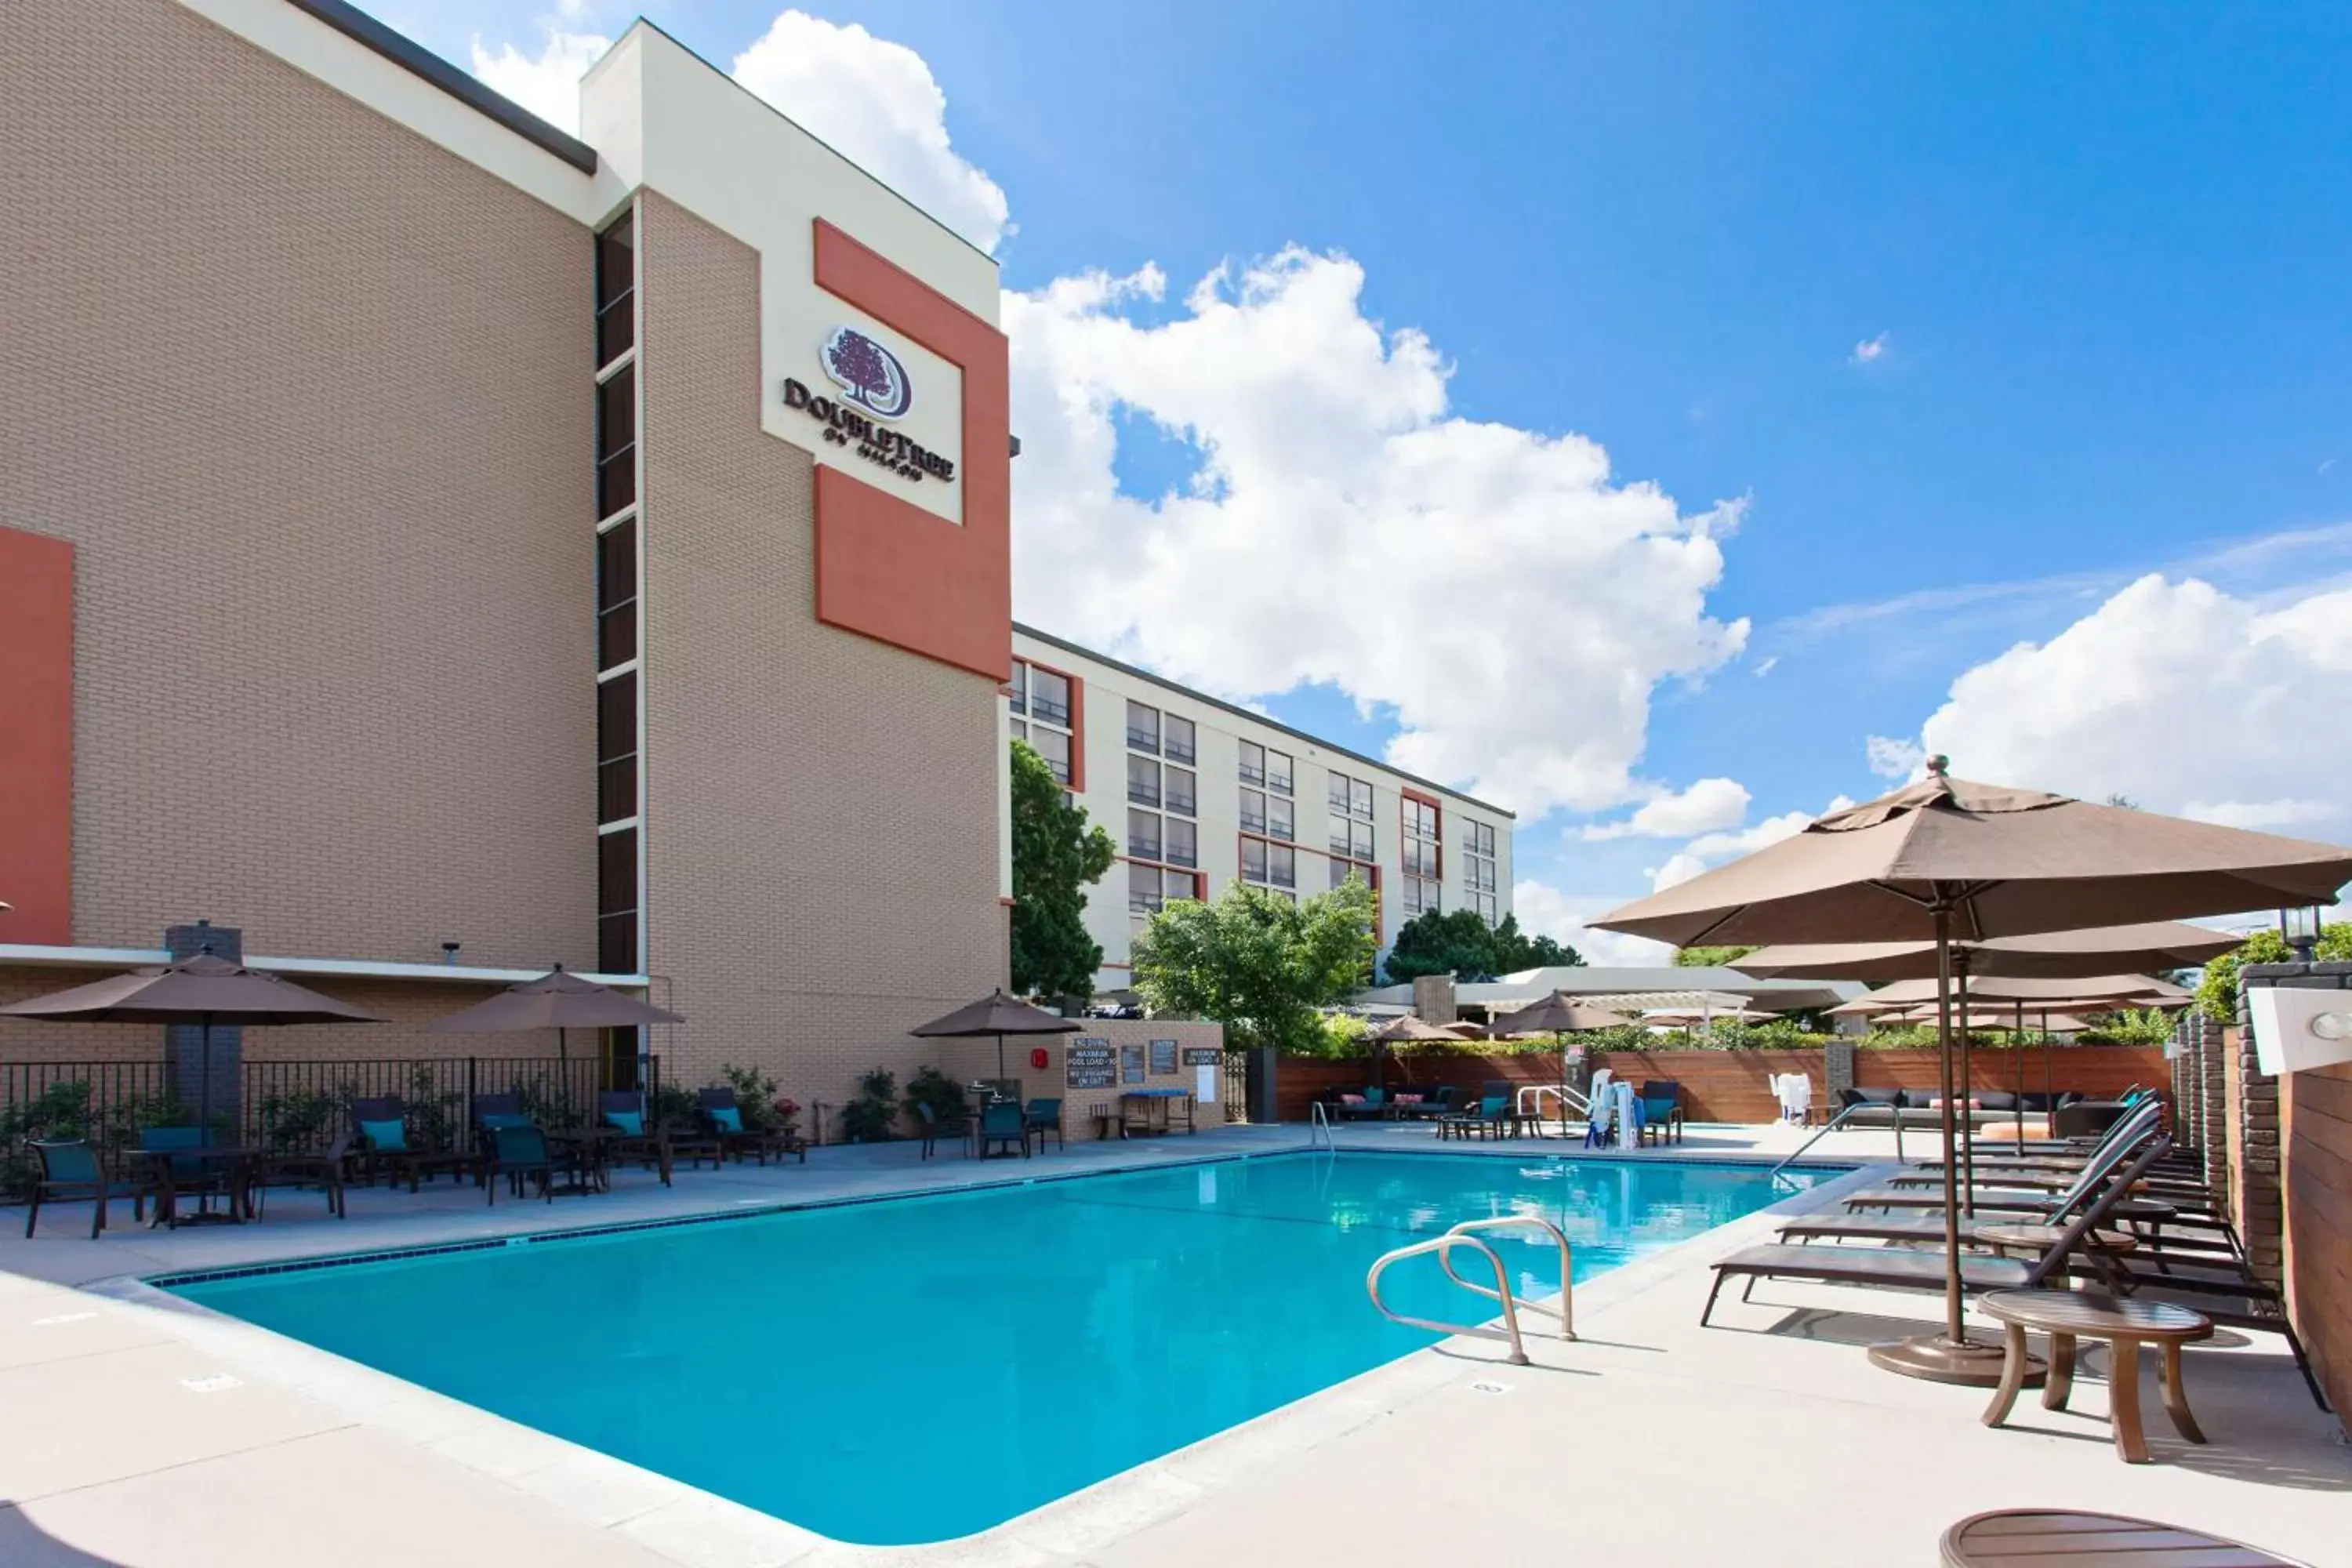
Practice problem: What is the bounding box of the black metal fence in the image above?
[1,1054,666,1196]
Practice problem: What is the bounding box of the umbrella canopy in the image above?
[1828,973,2183,1009]
[0,953,383,1153]
[426,967,681,1033]
[1644,1006,1772,1026]
[0,953,381,1026]
[1490,992,1633,1034]
[1871,1006,2090,1032]
[1365,1014,1464,1044]
[910,989,1080,1084]
[1595,758,2352,1388]
[1731,920,2243,982]
[1599,768,2351,948]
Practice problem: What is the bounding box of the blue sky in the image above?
[421,1,2352,953]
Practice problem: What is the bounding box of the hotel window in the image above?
[1265,747,1294,796]
[1330,857,1372,892]
[1402,796,1441,918]
[1028,725,1072,783]
[596,521,636,670]
[1028,666,1072,726]
[1127,701,1160,754]
[597,671,637,823]
[1127,808,1162,861]
[598,826,637,974]
[1239,787,1267,833]
[1164,765,1196,816]
[1165,817,1197,867]
[1240,836,1267,883]
[1129,860,1166,915]
[1266,793,1294,841]
[1007,662,1027,715]
[1241,838,1297,892]
[596,365,637,520]
[1239,740,1266,787]
[1465,820,1500,921]
[595,211,634,368]
[1011,659,1074,783]
[1164,714,1196,764]
[1127,754,1161,807]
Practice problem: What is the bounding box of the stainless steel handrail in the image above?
[1364,1217,1576,1366]
[1308,1099,1335,1151]
[1766,1098,1904,1184]
[1515,1083,1588,1131]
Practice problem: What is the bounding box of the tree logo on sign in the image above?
[821,325,913,420]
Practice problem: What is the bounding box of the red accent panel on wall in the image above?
[810,220,1011,682]
[0,526,74,944]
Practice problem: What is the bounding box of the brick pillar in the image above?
[1824,1039,1857,1105]
[2233,968,2288,1287]
[1411,974,1458,1025]
[165,919,242,1137]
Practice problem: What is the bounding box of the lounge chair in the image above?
[24,1138,140,1237]
[597,1090,684,1185]
[699,1087,806,1165]
[1394,1086,1457,1121]
[1022,1097,1064,1152]
[1439,1093,1518,1141]
[249,1133,352,1219]
[350,1097,474,1192]
[976,1101,1029,1159]
[1701,1138,2170,1327]
[914,1100,971,1160]
[484,1123,596,1203]
[1842,1102,2164,1214]
[1331,1087,1392,1122]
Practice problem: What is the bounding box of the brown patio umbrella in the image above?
[1490,993,1633,1122]
[1364,1015,1464,1044]
[910,989,1080,1082]
[425,965,681,1070]
[0,953,383,1147]
[1730,920,2241,984]
[1596,757,2352,1386]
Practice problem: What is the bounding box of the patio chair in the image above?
[977,1101,1029,1159]
[1638,1081,1686,1145]
[484,1123,596,1204]
[1844,1102,2167,1216]
[1022,1097,1064,1152]
[1333,1086,1391,1122]
[350,1097,473,1192]
[597,1091,675,1185]
[140,1125,234,1224]
[249,1133,352,1219]
[1701,1137,2171,1327]
[914,1099,971,1160]
[1439,1093,1515,1141]
[1394,1086,1457,1121]
[24,1138,139,1237]
[699,1087,807,1166]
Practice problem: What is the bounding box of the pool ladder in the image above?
[1365,1217,1575,1367]
[1308,1100,1336,1150]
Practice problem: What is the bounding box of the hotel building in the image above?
[1007,628,1515,993]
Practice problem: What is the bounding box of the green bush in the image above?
[840,1066,899,1142]
[255,1087,341,1152]
[902,1065,970,1122]
[2197,924,2352,1021]
[718,1062,790,1133]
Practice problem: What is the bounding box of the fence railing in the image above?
[1,1055,665,1193]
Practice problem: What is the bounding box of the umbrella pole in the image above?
[2015,1000,2027,1156]
[2042,1008,2055,1141]
[1955,963,1974,1217]
[1867,901,2024,1387]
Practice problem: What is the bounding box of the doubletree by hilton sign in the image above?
[781,325,956,485]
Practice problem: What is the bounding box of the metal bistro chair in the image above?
[24,1138,140,1237]
[977,1101,1029,1160]
[915,1100,973,1160]
[485,1123,595,1204]
[1022,1097,1064,1153]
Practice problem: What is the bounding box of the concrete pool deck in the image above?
[0,1123,2342,1566]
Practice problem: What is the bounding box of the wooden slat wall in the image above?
[1274,1046,2170,1127]
[2282,1059,2352,1417]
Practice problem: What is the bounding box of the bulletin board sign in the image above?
[1065,1039,1114,1089]
[1120,1043,1145,1083]
[1181,1046,1221,1066]
[1149,1038,1178,1075]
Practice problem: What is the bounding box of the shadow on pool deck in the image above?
[0,1509,129,1568]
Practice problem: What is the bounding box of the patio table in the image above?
[1980,1289,2212,1463]
[1941,1509,2307,1566]
[118,1145,260,1227]
[1119,1088,1195,1136]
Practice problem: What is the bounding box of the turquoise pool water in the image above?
[166,1152,1826,1544]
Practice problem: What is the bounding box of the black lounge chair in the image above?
[249,1133,352,1219]
[1701,1138,2171,1328]
[699,1087,807,1165]
[485,1123,596,1203]
[597,1090,679,1184]
[1842,1102,2163,1215]
[350,1097,474,1192]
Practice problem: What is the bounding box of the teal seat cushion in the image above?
[710,1106,742,1132]
[359,1119,407,1152]
[606,1110,644,1135]
[478,1113,531,1131]
[1642,1098,1675,1119]
[1480,1096,1508,1116]
[1363,1087,1385,1105]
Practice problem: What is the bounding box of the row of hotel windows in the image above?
[593,209,641,979]
[1007,659,1073,782]
[1127,696,1198,926]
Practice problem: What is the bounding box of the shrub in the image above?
[840,1067,899,1142]
[719,1062,785,1131]
[2196,924,2352,1021]
[902,1065,970,1122]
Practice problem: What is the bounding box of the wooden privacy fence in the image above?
[1278,1045,2172,1126]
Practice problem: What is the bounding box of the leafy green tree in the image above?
[1673,944,1759,968]
[2196,923,2352,1020]
[1008,739,1116,1003]
[1131,879,1378,1054]
[1382,909,1581,982]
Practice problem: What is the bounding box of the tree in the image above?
[1673,945,1759,968]
[2195,923,2352,1021]
[1008,739,1115,1002]
[1130,879,1377,1054]
[1381,908,1581,982]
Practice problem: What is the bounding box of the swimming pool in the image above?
[165,1152,1828,1545]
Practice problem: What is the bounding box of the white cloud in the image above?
[1007,251,1749,819]
[1753,655,1778,677]
[1851,331,1890,365]
[1512,880,1675,966]
[731,12,1010,252]
[1644,794,1855,892]
[1581,777,1751,840]
[1646,852,1711,893]
[1889,574,2352,830]
[1865,733,1926,779]
[470,27,611,132]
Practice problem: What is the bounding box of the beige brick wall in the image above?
[634,193,1007,1112]
[0,1,596,970]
